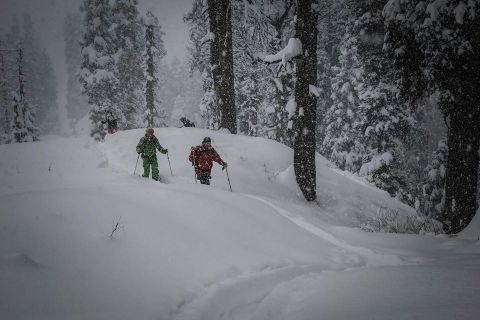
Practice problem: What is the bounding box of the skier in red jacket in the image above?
[189,137,227,185]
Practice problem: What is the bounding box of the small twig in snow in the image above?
[109,217,124,239]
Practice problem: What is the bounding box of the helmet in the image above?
[202,137,211,144]
[146,128,154,135]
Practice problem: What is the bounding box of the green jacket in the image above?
[136,135,167,158]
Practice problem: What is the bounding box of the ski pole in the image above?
[225,166,232,192]
[166,152,173,176]
[191,147,197,184]
[134,154,140,176]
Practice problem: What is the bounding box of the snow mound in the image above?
[460,208,480,240]
[105,127,415,226]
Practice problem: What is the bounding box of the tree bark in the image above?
[145,24,155,127]
[207,0,236,133]
[444,108,480,234]
[294,0,317,201]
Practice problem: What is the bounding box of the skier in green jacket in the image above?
[136,128,168,181]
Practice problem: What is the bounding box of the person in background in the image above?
[180,117,195,128]
[101,110,118,134]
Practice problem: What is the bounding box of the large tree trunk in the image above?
[207,0,236,133]
[293,0,317,201]
[145,24,155,127]
[444,109,480,234]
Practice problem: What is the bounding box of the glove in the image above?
[162,148,168,154]
[222,162,228,170]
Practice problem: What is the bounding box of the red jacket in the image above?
[189,145,225,177]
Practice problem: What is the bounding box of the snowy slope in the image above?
[1,128,479,320]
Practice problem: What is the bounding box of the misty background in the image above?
[0,0,195,132]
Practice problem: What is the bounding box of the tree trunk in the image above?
[145,25,155,127]
[293,0,317,201]
[207,0,236,133]
[444,109,480,234]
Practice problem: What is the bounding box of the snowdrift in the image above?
[105,127,416,226]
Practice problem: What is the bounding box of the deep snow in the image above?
[0,127,479,320]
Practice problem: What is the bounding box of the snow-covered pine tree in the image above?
[64,11,89,122]
[262,0,296,146]
[3,17,21,133]
[0,39,12,144]
[112,0,145,129]
[315,0,351,149]
[352,1,415,203]
[231,0,272,137]
[322,27,364,172]
[242,0,296,145]
[419,139,447,222]
[144,10,167,128]
[384,0,480,233]
[199,72,219,129]
[11,46,38,143]
[236,74,262,136]
[22,14,58,134]
[36,49,59,133]
[79,0,121,141]
[184,0,219,129]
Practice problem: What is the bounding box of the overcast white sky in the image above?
[0,0,193,112]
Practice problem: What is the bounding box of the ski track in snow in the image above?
[173,194,415,320]
[174,264,332,320]
[244,194,410,267]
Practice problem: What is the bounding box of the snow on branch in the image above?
[263,38,302,67]
[286,97,297,119]
[309,85,321,97]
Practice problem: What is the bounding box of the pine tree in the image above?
[64,11,89,122]
[184,0,219,129]
[11,46,38,143]
[419,139,448,221]
[79,0,121,141]
[22,14,58,134]
[236,0,296,144]
[0,40,12,143]
[322,28,364,172]
[112,0,145,129]
[384,0,480,233]
[37,49,59,133]
[144,10,167,128]
[199,72,219,129]
[351,1,415,203]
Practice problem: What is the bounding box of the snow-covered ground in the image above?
[1,127,479,320]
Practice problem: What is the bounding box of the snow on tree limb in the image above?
[263,38,302,67]
[309,84,321,97]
